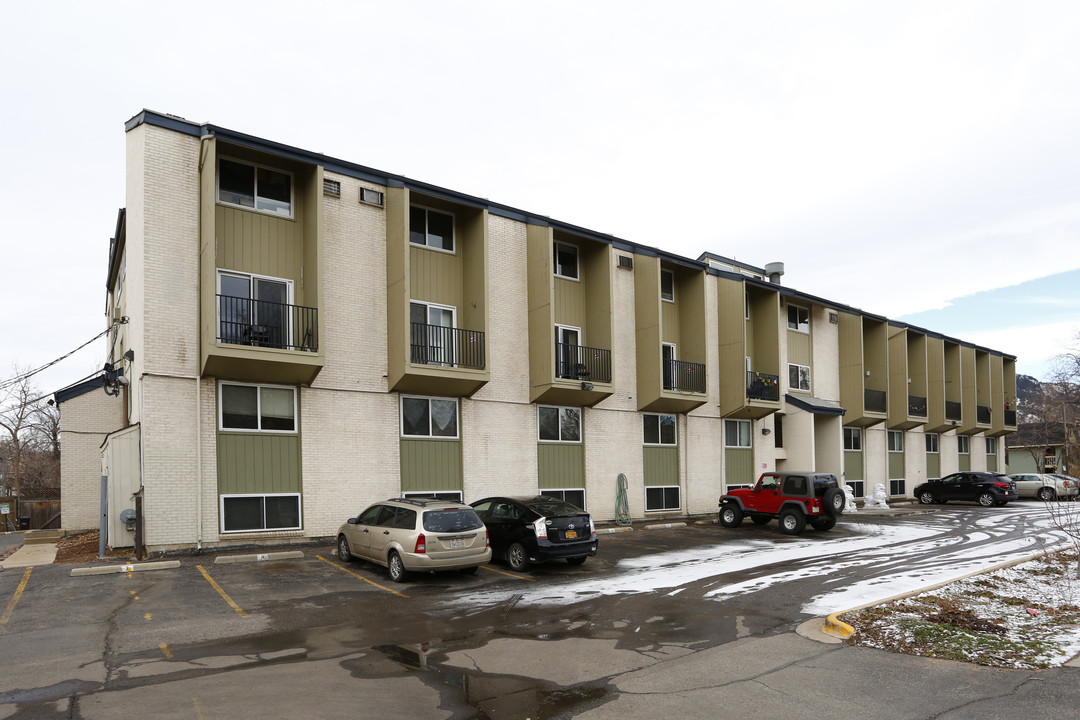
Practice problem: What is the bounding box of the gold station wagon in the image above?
[337,498,491,582]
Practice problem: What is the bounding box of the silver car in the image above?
[1008,473,1078,501]
[337,498,491,582]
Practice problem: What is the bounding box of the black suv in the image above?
[913,472,1018,507]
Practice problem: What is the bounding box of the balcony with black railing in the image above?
[977,405,992,424]
[908,395,927,417]
[410,323,486,369]
[746,371,780,402]
[556,343,612,383]
[217,295,318,351]
[945,400,962,421]
[1004,408,1017,426]
[663,359,706,393]
[864,388,887,414]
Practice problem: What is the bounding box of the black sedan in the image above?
[913,472,1018,507]
[470,496,598,571]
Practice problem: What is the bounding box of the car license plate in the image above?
[565,530,577,539]
[449,539,465,549]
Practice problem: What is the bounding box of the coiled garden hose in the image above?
[615,473,631,526]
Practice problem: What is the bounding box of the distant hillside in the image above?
[1017,374,1043,420]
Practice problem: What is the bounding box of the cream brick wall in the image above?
[863,425,888,495]
[141,375,200,547]
[58,390,126,531]
[811,305,840,402]
[903,427,926,494]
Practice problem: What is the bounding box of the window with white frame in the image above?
[538,406,582,443]
[554,241,579,280]
[221,493,301,532]
[401,396,459,438]
[645,486,680,512]
[218,158,293,218]
[219,383,297,432]
[217,270,293,347]
[787,304,810,332]
[958,435,970,454]
[539,488,586,510]
[643,413,677,446]
[888,430,904,453]
[410,301,457,366]
[844,427,862,451]
[788,363,811,392]
[660,270,674,302]
[409,205,455,252]
[847,480,865,498]
[986,437,997,454]
[724,419,751,448]
[925,433,939,453]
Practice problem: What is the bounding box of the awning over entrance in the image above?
[784,394,845,416]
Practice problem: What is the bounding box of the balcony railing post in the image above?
[216,294,318,352]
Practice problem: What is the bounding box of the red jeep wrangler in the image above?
[719,471,845,535]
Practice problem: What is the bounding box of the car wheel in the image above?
[1038,487,1056,501]
[978,492,996,507]
[507,542,530,572]
[337,535,353,562]
[459,566,479,575]
[719,504,743,528]
[918,491,936,505]
[824,488,845,516]
[751,515,771,525]
[566,556,587,566]
[388,551,408,582]
[778,509,806,535]
[810,517,836,531]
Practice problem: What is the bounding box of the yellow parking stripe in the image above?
[196,565,248,617]
[316,555,410,598]
[480,565,537,581]
[0,567,33,635]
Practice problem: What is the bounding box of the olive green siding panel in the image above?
[838,313,863,414]
[643,446,679,486]
[926,336,945,429]
[554,276,586,330]
[678,270,706,363]
[888,451,905,479]
[987,453,998,472]
[538,444,585,489]
[888,328,909,423]
[844,450,864,481]
[725,447,754,486]
[217,433,302,494]
[750,291,780,376]
[634,255,662,404]
[787,329,811,367]
[864,320,888,395]
[399,439,463,492]
[959,452,971,471]
[217,206,303,294]
[527,225,555,395]
[908,333,927,398]
[717,277,747,416]
[410,244,463,309]
[581,243,613,352]
[926,452,940,478]
[990,355,1005,435]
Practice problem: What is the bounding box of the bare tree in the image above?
[0,366,46,501]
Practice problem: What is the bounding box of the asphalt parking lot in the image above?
[3,508,1080,719]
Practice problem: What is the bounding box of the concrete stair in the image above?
[23,530,64,544]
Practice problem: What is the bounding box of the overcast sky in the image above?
[2,0,1078,403]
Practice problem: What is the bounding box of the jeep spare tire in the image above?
[824,487,845,517]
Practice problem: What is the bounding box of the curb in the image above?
[214,550,306,565]
[70,560,182,577]
[819,548,1057,640]
[644,522,687,531]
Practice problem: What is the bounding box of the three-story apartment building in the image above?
[57,111,1018,551]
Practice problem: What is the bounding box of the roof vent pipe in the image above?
[764,262,785,284]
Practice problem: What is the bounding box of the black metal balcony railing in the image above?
[864,388,887,414]
[908,395,927,417]
[945,400,962,421]
[410,323,485,369]
[663,359,706,393]
[977,405,992,424]
[1004,408,1017,426]
[556,343,612,383]
[217,295,318,351]
[746,371,780,401]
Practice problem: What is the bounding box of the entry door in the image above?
[411,302,456,365]
[662,343,676,390]
[556,325,582,378]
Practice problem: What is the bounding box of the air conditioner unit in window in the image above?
[617,255,633,270]
[359,187,385,207]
